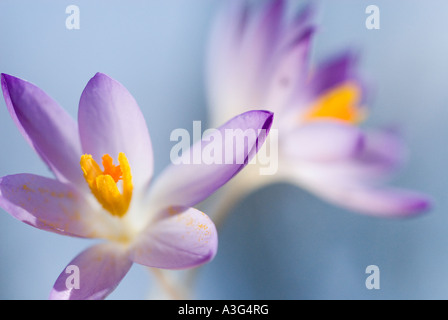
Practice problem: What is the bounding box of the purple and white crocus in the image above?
[0,72,273,299]
[206,0,430,218]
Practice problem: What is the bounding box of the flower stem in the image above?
[148,268,188,300]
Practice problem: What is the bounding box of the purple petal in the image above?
[282,121,365,162]
[207,1,284,121]
[311,183,431,218]
[304,51,362,105]
[239,0,284,69]
[1,74,84,186]
[148,110,273,210]
[280,2,316,47]
[352,128,407,180]
[286,159,431,217]
[0,173,106,238]
[298,128,406,183]
[206,0,251,120]
[249,0,285,51]
[239,0,285,95]
[265,26,315,110]
[49,243,132,300]
[209,0,250,52]
[78,73,154,189]
[130,207,217,269]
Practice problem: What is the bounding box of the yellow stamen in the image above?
[102,154,122,183]
[303,82,366,124]
[80,153,133,218]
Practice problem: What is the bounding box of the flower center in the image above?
[303,82,365,124]
[80,153,133,218]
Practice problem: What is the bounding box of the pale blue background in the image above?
[0,0,447,299]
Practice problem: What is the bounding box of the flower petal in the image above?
[310,183,431,218]
[0,173,111,238]
[279,3,315,48]
[207,0,284,122]
[241,0,284,68]
[265,26,315,111]
[206,0,250,122]
[282,121,365,162]
[148,110,273,210]
[130,207,217,269]
[283,161,431,217]
[78,73,153,189]
[351,128,406,180]
[304,51,363,106]
[49,243,132,300]
[289,128,407,183]
[1,74,84,186]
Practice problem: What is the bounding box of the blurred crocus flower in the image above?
[0,73,273,299]
[206,0,430,218]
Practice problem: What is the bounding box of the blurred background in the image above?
[0,0,447,299]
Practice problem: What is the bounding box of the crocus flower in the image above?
[0,72,273,300]
[206,0,430,218]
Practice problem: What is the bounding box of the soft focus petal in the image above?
[351,128,407,180]
[303,51,362,106]
[282,121,365,162]
[1,74,84,186]
[279,2,315,48]
[309,183,431,218]
[49,243,132,300]
[239,0,284,76]
[207,0,285,122]
[78,73,153,189]
[206,0,250,120]
[130,207,217,269]
[293,128,406,183]
[0,173,107,238]
[265,26,315,111]
[148,110,273,210]
[283,161,431,217]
